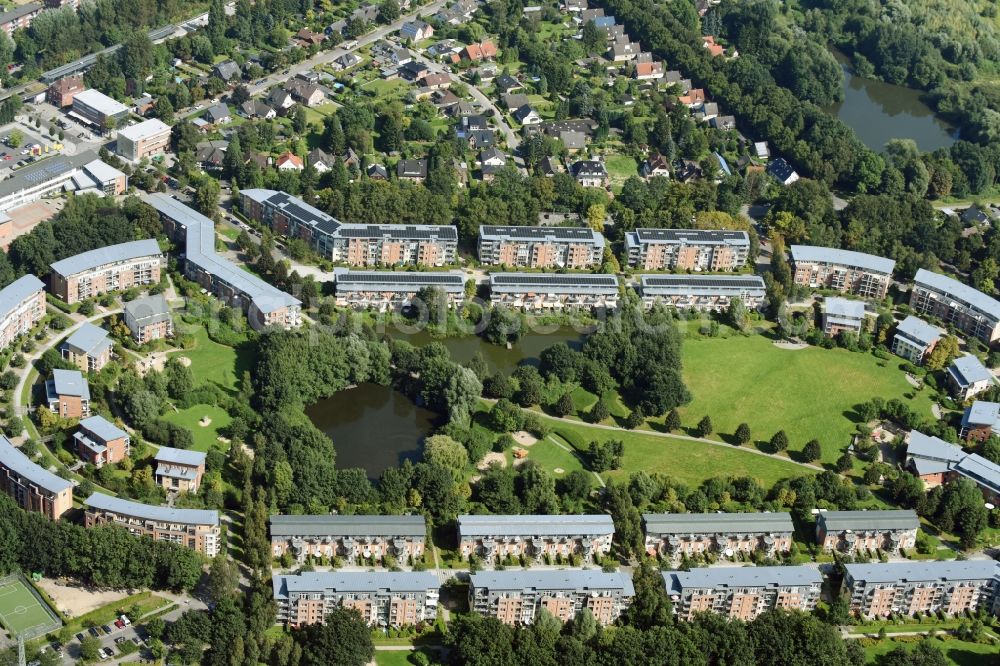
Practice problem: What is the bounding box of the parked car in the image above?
[87,627,99,637]
[75,633,85,643]
[102,624,114,633]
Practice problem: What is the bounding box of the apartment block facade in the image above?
[488,273,619,311]
[272,572,440,628]
[815,510,919,554]
[910,268,1000,344]
[477,225,605,269]
[49,239,163,304]
[642,512,794,559]
[823,297,865,336]
[624,228,749,271]
[333,271,465,311]
[637,274,766,311]
[891,315,941,366]
[789,245,895,299]
[663,566,823,621]
[123,295,172,343]
[269,514,426,563]
[458,514,615,561]
[0,435,73,519]
[60,322,112,372]
[84,493,219,556]
[906,431,1000,505]
[0,275,45,353]
[45,369,90,418]
[469,570,635,626]
[843,561,999,618]
[154,446,206,494]
[115,118,172,161]
[74,415,130,468]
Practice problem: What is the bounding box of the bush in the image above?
[551,392,575,417]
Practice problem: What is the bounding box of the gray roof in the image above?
[470,569,634,595]
[949,354,993,387]
[0,2,41,24]
[638,274,766,296]
[845,561,998,585]
[272,571,439,599]
[0,149,102,202]
[643,512,794,535]
[154,446,206,467]
[63,322,111,356]
[84,492,218,526]
[629,228,749,247]
[0,435,72,495]
[963,401,1000,428]
[49,369,89,399]
[480,225,604,246]
[915,268,1000,322]
[895,316,941,347]
[458,513,614,537]
[50,239,161,278]
[204,103,230,123]
[335,270,465,294]
[489,273,619,296]
[78,415,128,442]
[789,245,895,275]
[817,510,918,532]
[124,294,171,326]
[825,297,865,320]
[906,431,964,465]
[664,565,822,594]
[954,454,1000,495]
[269,514,426,538]
[117,118,171,142]
[0,275,44,319]
[73,89,129,117]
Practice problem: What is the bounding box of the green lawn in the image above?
[375,649,440,666]
[168,326,251,394]
[861,636,999,665]
[604,153,638,183]
[510,434,587,478]
[677,335,934,464]
[160,404,232,452]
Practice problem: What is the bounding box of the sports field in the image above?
[0,575,61,639]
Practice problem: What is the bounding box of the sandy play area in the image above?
[35,579,133,617]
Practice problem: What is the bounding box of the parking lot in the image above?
[0,122,67,175]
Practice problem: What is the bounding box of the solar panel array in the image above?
[337,224,458,240]
[480,225,599,242]
[635,228,749,244]
[640,275,764,289]
[491,273,618,286]
[338,272,463,286]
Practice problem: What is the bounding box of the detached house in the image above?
[276,152,304,171]
[307,148,335,173]
[512,104,542,125]
[634,61,664,80]
[400,19,433,41]
[397,159,428,182]
[640,153,670,179]
[572,160,608,188]
[203,103,231,125]
[767,157,799,185]
[212,60,241,82]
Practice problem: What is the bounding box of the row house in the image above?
[488,273,619,311]
[60,322,112,372]
[469,570,634,626]
[637,274,766,312]
[0,435,72,519]
[74,415,130,468]
[49,239,163,304]
[789,245,895,300]
[333,271,465,312]
[906,431,1000,505]
[147,194,301,331]
[269,514,426,563]
[843,561,999,618]
[154,446,206,494]
[458,514,614,562]
[891,315,941,366]
[273,572,439,628]
[822,297,865,336]
[664,566,823,621]
[910,268,1000,345]
[83,492,220,556]
[624,228,749,271]
[642,512,794,559]
[478,225,605,269]
[815,510,919,554]
[0,275,45,353]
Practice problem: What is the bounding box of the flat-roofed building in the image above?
[906,430,1000,504]
[45,368,90,418]
[470,569,634,626]
[625,229,749,271]
[115,118,172,161]
[789,245,895,299]
[49,239,163,304]
[892,316,941,365]
[147,193,301,331]
[269,514,426,563]
[61,322,112,372]
[0,275,45,352]
[663,566,823,621]
[961,401,1000,442]
[0,151,126,217]
[488,273,619,311]
[815,510,919,554]
[823,297,865,336]
[458,514,614,562]
[947,354,994,401]
[273,571,440,628]
[910,269,1000,344]
[478,225,605,269]
[334,270,465,311]
[844,561,999,618]
[71,89,130,131]
[637,274,765,311]
[0,435,72,519]
[239,189,458,266]
[154,446,206,493]
[123,294,172,343]
[74,415,129,468]
[642,512,794,559]
[83,492,220,556]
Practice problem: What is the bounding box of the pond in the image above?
[824,50,957,152]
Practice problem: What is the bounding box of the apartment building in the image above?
[272,572,440,628]
[0,435,72,519]
[0,275,45,352]
[960,401,1000,442]
[815,510,919,554]
[823,297,865,336]
[240,189,458,266]
[789,245,895,299]
[147,194,301,331]
[333,271,465,311]
[891,316,941,366]
[60,322,112,372]
[637,274,766,311]
[663,566,823,621]
[642,512,794,558]
[469,570,635,626]
[0,151,126,219]
[905,430,1000,504]
[477,225,605,269]
[154,446,206,494]
[947,354,994,401]
[71,89,130,131]
[123,295,172,343]
[624,229,749,271]
[45,369,90,418]
[115,118,172,161]
[269,514,426,563]
[488,273,619,311]
[74,415,130,468]
[49,239,163,304]
[458,514,615,561]
[83,492,220,556]
[0,2,42,36]
[910,268,1000,344]
[843,561,1000,618]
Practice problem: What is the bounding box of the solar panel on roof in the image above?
[339,272,463,285]
[491,274,617,286]
[642,276,763,289]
